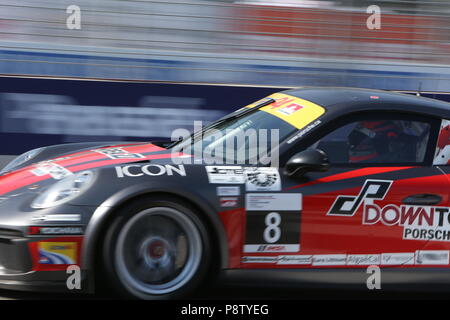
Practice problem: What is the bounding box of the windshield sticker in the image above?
[256,93,325,129]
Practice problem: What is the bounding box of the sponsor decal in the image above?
[93,147,145,160]
[115,164,186,178]
[207,167,281,190]
[244,193,301,253]
[242,256,277,264]
[286,120,321,144]
[415,250,449,265]
[275,103,304,116]
[244,167,281,192]
[246,193,302,211]
[31,214,81,222]
[347,254,380,266]
[38,242,78,265]
[327,179,392,216]
[245,244,300,253]
[29,226,84,236]
[217,186,240,196]
[366,204,450,242]
[327,179,450,242]
[403,226,450,241]
[220,197,238,208]
[312,254,347,266]
[277,255,312,265]
[206,166,245,184]
[243,255,312,265]
[242,252,445,266]
[381,253,414,265]
[31,163,73,180]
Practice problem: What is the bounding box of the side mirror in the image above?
[285,149,330,177]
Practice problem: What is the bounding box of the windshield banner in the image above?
[250,93,325,129]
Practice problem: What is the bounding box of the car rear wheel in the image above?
[102,197,211,299]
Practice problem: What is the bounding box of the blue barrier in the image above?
[0,76,449,155]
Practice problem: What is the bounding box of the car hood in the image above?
[0,141,183,197]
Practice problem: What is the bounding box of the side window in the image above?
[312,119,430,164]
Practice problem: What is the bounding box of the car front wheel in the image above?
[102,197,211,299]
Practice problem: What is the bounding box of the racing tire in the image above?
[102,196,211,300]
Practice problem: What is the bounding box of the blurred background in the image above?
[1,0,450,156]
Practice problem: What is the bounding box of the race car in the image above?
[1,87,450,299]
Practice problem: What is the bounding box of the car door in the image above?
[275,112,450,268]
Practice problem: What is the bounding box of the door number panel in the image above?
[244,193,302,253]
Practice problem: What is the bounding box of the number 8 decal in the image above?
[264,212,281,243]
[244,193,301,253]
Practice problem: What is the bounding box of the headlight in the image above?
[31,171,94,209]
[1,147,44,173]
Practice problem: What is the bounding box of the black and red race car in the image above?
[1,87,450,299]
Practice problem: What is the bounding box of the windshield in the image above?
[171,93,326,165]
